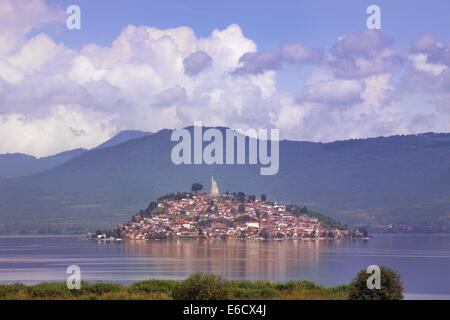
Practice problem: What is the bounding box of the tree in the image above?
[238,204,246,213]
[236,192,245,203]
[175,193,183,200]
[146,201,157,212]
[261,194,267,201]
[191,183,203,193]
[110,227,121,238]
[260,228,270,239]
[348,266,404,300]
[358,228,368,238]
[172,272,231,300]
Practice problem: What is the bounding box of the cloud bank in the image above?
[0,0,449,157]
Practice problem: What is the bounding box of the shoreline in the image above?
[4,231,450,237]
[89,236,368,242]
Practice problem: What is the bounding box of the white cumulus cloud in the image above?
[1,1,450,157]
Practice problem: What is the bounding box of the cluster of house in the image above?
[117,192,362,240]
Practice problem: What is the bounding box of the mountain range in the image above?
[0,130,151,178]
[0,128,449,234]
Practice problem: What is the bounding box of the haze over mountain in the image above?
[0,149,87,178]
[0,128,449,234]
[94,130,152,150]
[0,130,151,178]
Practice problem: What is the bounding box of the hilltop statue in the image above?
[210,177,219,196]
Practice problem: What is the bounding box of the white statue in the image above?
[210,177,219,196]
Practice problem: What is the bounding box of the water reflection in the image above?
[0,235,449,299]
[117,239,343,281]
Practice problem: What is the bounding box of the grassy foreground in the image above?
[0,278,348,300]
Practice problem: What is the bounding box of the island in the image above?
[100,178,364,240]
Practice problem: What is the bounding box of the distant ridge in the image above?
[95,130,152,150]
[0,148,87,178]
[0,130,151,178]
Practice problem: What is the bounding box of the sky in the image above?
[1,0,450,157]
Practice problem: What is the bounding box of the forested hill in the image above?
[0,130,151,178]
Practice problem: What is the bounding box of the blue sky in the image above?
[45,0,450,50]
[1,0,450,156]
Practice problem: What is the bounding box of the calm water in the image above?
[0,234,449,299]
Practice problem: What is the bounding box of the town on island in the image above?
[94,177,366,241]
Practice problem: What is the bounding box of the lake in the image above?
[0,234,449,299]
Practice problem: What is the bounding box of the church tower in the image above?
[210,177,219,196]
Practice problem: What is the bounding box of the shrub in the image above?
[26,282,70,298]
[348,266,404,300]
[172,272,231,300]
[0,283,28,298]
[232,287,279,299]
[276,280,320,291]
[327,284,348,295]
[128,279,178,295]
[82,282,122,295]
[229,280,279,299]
